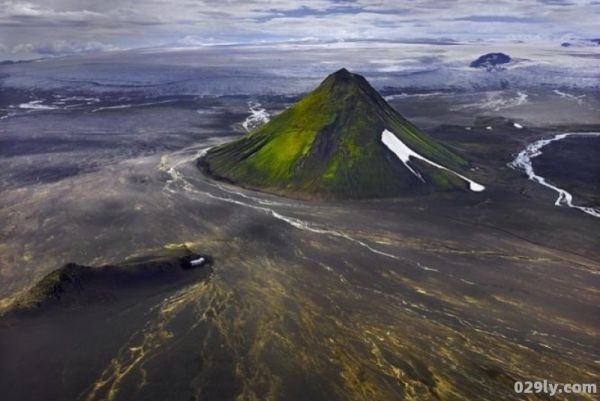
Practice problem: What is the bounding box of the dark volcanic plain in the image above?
[0,74,599,401]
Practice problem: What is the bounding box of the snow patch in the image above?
[513,123,523,129]
[92,104,132,112]
[381,129,485,192]
[190,257,206,267]
[18,100,58,110]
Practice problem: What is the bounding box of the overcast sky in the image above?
[1,0,598,60]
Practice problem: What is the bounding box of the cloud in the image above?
[1,0,599,60]
[0,1,162,27]
[538,0,575,5]
[0,1,103,26]
[452,15,544,23]
[254,4,409,22]
[12,40,118,56]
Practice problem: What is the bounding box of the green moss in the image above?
[202,68,480,198]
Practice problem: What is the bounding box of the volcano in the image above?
[199,68,484,198]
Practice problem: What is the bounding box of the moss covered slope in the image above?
[201,68,474,198]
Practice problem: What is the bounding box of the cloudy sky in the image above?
[1,0,598,60]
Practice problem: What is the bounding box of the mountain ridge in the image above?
[3,246,212,316]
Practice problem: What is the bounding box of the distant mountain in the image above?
[470,53,512,70]
[559,38,599,48]
[0,58,37,66]
[200,68,484,199]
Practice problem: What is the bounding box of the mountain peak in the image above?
[200,70,483,199]
[319,68,381,105]
[323,67,361,87]
[470,53,511,70]
[331,67,352,78]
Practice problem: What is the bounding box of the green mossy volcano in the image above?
[200,68,477,198]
